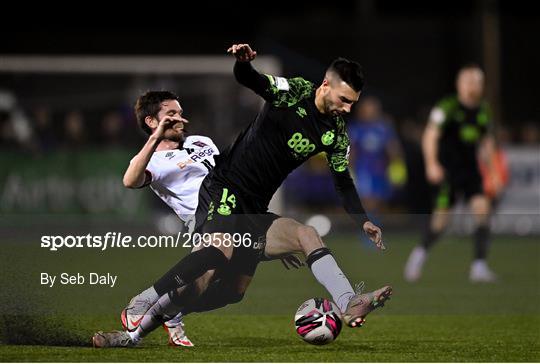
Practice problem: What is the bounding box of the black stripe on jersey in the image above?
[201,159,213,172]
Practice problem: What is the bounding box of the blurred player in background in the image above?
[348,96,405,213]
[404,64,502,283]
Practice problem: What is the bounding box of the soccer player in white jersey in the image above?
[107,91,300,348]
[121,90,218,347]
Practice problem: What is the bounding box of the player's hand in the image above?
[426,162,445,185]
[227,44,257,62]
[153,117,183,141]
[280,254,304,270]
[363,221,386,250]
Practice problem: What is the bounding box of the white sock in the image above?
[137,294,182,337]
[404,246,427,282]
[125,287,160,345]
[471,259,492,273]
[140,286,159,304]
[310,254,355,313]
[472,259,486,267]
[165,311,184,327]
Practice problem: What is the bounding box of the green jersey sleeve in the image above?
[429,96,458,128]
[263,75,315,107]
[326,119,351,173]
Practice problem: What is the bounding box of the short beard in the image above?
[323,98,333,115]
[165,131,186,144]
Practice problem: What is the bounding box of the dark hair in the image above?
[134,90,179,135]
[459,62,483,72]
[327,57,365,92]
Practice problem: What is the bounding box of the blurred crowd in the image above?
[0,89,143,154]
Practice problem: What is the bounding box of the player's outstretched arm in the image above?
[123,118,173,188]
[330,167,386,250]
[363,221,385,250]
[227,43,270,97]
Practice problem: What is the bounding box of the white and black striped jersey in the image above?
[144,135,219,222]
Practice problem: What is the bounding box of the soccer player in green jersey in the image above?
[94,44,392,348]
[404,64,502,283]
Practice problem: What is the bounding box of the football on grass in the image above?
[294,298,342,345]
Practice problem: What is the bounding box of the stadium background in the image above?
[1,1,539,362]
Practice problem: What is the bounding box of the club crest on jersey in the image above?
[217,204,231,216]
[321,130,335,146]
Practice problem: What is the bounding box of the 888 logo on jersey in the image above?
[287,132,316,158]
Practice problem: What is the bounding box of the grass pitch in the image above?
[1,234,539,362]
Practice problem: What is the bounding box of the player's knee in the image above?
[296,225,321,251]
[208,234,235,259]
[476,203,490,217]
[470,197,490,224]
[431,210,450,232]
[297,224,318,238]
[296,225,320,244]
